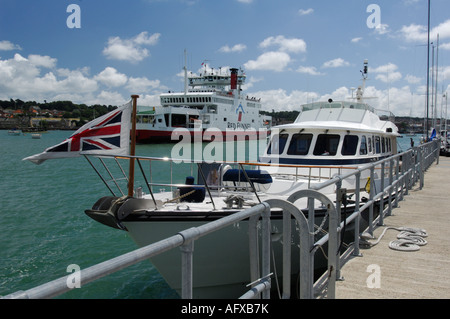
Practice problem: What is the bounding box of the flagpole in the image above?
[128,95,139,197]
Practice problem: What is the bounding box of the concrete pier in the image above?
[335,156,450,298]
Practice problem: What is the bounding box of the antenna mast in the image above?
[184,49,188,95]
[356,59,369,103]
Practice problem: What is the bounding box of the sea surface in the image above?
[0,130,420,299]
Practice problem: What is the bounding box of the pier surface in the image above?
[335,155,450,299]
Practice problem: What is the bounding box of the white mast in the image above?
[356,59,369,103]
[184,49,188,95]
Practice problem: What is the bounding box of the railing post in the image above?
[327,198,338,299]
[282,205,292,299]
[261,202,271,299]
[180,240,194,299]
[419,147,424,190]
[248,215,260,289]
[378,162,385,226]
[352,171,361,257]
[394,156,400,208]
[369,165,375,234]
[335,179,344,280]
[388,158,393,216]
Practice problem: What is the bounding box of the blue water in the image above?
[0,130,419,299]
[0,131,182,299]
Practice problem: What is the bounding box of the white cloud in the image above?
[248,89,320,111]
[28,54,57,69]
[0,54,99,101]
[399,19,450,42]
[218,44,247,53]
[374,23,390,35]
[405,74,421,84]
[298,8,313,16]
[94,67,128,87]
[126,77,164,93]
[103,31,160,63]
[0,40,22,51]
[0,52,164,105]
[259,35,306,53]
[351,37,363,43]
[371,63,402,83]
[440,66,450,81]
[322,58,350,68]
[296,66,323,76]
[244,51,291,72]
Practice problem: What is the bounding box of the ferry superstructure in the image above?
[135,67,272,143]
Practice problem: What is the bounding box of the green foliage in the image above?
[0,99,118,122]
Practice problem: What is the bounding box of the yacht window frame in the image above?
[341,135,359,156]
[313,134,340,156]
[267,133,289,155]
[360,135,368,155]
[287,133,314,155]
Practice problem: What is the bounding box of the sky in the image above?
[0,0,450,118]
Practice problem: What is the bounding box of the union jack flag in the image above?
[23,100,132,165]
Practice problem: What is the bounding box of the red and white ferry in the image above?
[135,67,272,143]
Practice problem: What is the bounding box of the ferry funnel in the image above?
[230,68,238,90]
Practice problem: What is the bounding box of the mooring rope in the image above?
[360,227,428,252]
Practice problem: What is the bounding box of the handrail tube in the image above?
[2,235,185,299]
[239,280,271,299]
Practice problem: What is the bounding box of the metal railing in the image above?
[2,140,440,299]
[309,139,440,297]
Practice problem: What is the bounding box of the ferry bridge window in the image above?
[313,134,340,156]
[381,137,386,153]
[368,137,372,153]
[360,135,368,155]
[342,135,359,156]
[287,133,313,155]
[267,133,289,155]
[172,114,187,127]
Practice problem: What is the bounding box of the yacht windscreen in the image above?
[313,134,340,155]
[342,135,359,155]
[267,133,289,155]
[287,133,313,155]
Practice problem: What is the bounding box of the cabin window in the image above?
[368,137,372,153]
[360,135,368,155]
[381,137,386,153]
[313,134,340,156]
[375,136,381,154]
[342,135,359,156]
[172,114,187,127]
[267,133,289,155]
[287,133,313,155]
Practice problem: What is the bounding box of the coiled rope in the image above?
[360,227,428,252]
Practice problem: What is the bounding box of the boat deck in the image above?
[334,155,450,299]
